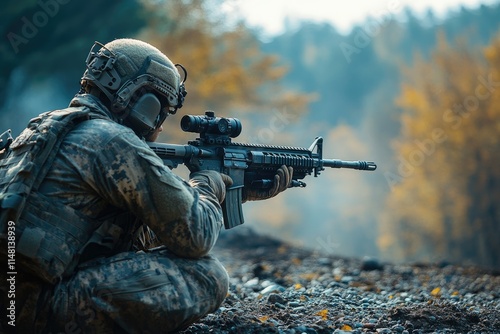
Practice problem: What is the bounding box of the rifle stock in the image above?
[148,111,377,229]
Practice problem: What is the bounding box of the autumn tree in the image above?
[138,0,312,142]
[379,33,500,267]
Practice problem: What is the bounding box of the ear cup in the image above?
[127,93,162,135]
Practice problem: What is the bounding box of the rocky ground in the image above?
[180,227,500,334]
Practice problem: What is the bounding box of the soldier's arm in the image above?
[89,129,224,258]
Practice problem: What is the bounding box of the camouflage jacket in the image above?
[11,94,224,281]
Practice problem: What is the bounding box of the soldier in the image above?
[0,39,292,333]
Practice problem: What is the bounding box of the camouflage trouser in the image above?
[1,250,229,333]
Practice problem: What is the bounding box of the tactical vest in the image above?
[0,108,135,284]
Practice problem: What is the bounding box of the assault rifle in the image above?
[148,111,376,229]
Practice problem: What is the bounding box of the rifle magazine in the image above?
[222,187,244,229]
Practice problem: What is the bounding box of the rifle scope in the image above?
[181,111,242,138]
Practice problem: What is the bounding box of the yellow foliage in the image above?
[380,33,500,267]
[431,287,441,297]
[138,0,312,143]
[316,309,328,320]
[258,315,269,322]
[340,324,353,331]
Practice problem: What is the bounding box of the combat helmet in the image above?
[81,38,187,137]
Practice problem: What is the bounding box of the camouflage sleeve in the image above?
[88,129,224,258]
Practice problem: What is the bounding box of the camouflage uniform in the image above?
[0,94,229,333]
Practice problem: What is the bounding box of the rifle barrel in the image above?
[322,159,377,171]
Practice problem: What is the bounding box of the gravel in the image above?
[179,227,500,334]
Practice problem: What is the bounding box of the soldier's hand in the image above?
[190,170,233,203]
[243,165,293,202]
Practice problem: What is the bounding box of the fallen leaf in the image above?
[431,287,441,296]
[316,309,328,320]
[258,316,269,322]
[341,324,353,331]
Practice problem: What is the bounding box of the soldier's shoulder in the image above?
[72,116,135,142]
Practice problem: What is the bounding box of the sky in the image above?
[222,0,499,37]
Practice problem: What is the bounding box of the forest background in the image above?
[1,0,499,268]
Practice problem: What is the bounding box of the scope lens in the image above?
[180,115,199,132]
[226,118,242,138]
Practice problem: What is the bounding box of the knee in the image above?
[204,256,229,308]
